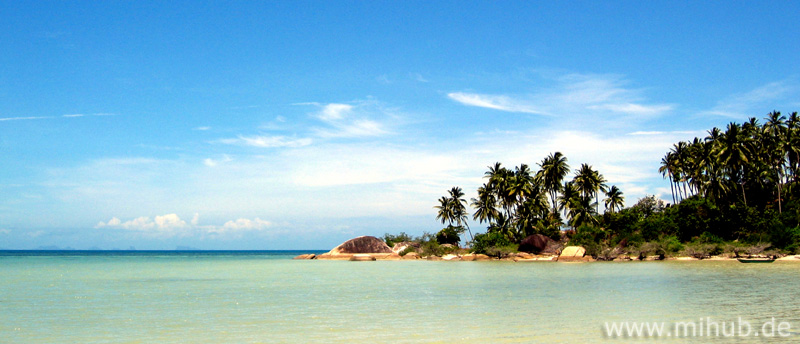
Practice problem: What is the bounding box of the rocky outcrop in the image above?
[442,254,460,261]
[518,234,554,253]
[402,252,420,260]
[557,246,593,262]
[293,254,316,260]
[391,241,419,254]
[329,236,392,254]
[349,254,377,261]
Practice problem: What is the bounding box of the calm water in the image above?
[2,251,799,343]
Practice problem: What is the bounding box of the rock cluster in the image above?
[557,246,594,262]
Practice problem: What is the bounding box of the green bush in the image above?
[383,232,413,248]
[770,225,800,252]
[485,244,518,258]
[398,246,416,256]
[470,231,513,255]
[436,225,463,245]
[418,232,443,257]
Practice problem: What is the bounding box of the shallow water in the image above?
[2,251,799,343]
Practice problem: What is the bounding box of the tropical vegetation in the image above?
[385,111,800,260]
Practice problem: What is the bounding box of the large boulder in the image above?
[293,254,316,260]
[518,234,553,253]
[558,246,593,262]
[328,236,392,255]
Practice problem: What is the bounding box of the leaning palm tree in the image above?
[448,186,472,240]
[603,185,624,214]
[659,153,677,204]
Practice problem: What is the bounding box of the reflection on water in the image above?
[2,254,799,343]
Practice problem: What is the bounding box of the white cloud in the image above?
[203,155,232,167]
[0,116,53,121]
[63,114,85,118]
[309,102,392,138]
[219,135,313,148]
[448,73,674,125]
[448,92,547,115]
[318,103,353,121]
[314,119,388,138]
[96,213,188,233]
[699,80,798,118]
[95,213,274,237]
[213,218,272,233]
[194,126,211,131]
[587,103,673,115]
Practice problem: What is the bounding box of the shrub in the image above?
[417,232,443,257]
[682,242,716,259]
[471,231,513,255]
[398,246,416,256]
[485,244,518,258]
[383,232,413,248]
[436,225,463,246]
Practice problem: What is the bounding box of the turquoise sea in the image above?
[2,251,799,343]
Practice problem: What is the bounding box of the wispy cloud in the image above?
[699,80,799,118]
[193,126,211,131]
[411,73,429,83]
[1,112,116,122]
[448,73,674,125]
[448,93,548,115]
[218,135,313,148]
[0,116,53,122]
[317,103,352,121]
[309,102,392,138]
[203,155,232,167]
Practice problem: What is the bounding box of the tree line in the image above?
[429,111,800,258]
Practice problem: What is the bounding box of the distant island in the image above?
[300,111,800,262]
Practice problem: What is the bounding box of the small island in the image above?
[299,111,800,262]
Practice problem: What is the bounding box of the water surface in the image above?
[2,251,798,343]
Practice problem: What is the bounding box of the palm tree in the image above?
[659,153,677,204]
[538,152,570,214]
[471,185,499,225]
[558,181,579,227]
[603,185,624,214]
[568,195,598,228]
[448,186,472,240]
[434,196,453,226]
[764,111,787,213]
[715,122,752,205]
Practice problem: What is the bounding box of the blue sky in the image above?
[1,1,799,249]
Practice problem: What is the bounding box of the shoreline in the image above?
[295,252,800,262]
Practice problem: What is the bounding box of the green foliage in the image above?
[436,225,463,245]
[417,232,443,257]
[647,235,683,258]
[485,244,518,258]
[398,246,416,256]
[470,231,513,255]
[383,232,413,248]
[770,225,800,252]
